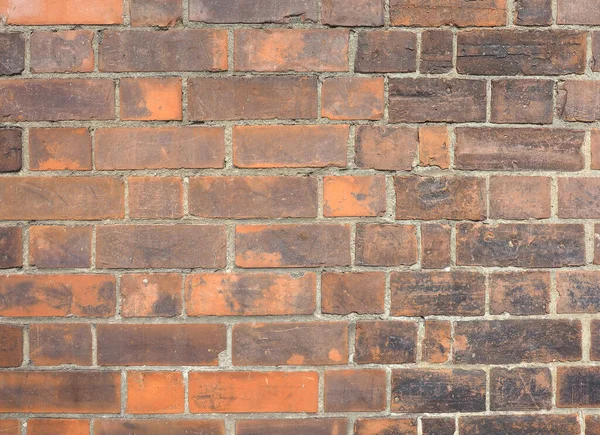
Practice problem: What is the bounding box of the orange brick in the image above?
[127,371,184,414]
[120,78,182,121]
[29,128,92,171]
[0,0,124,24]
[323,175,386,217]
[120,273,183,318]
[27,419,89,435]
[322,77,384,120]
[419,126,450,169]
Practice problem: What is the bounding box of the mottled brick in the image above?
[121,273,182,318]
[459,415,580,435]
[321,272,385,315]
[356,224,417,266]
[325,370,386,412]
[420,30,453,74]
[390,0,506,26]
[189,0,318,23]
[29,324,92,366]
[559,81,600,122]
[355,321,417,364]
[0,324,22,367]
[128,177,183,219]
[558,367,600,407]
[130,0,182,26]
[421,419,455,435]
[324,175,386,217]
[0,33,24,75]
[422,320,451,363]
[30,30,94,73]
[419,126,450,169]
[421,223,451,269]
[120,77,182,121]
[29,225,92,268]
[515,0,552,25]
[237,420,347,435]
[490,176,551,219]
[491,79,554,124]
[0,129,21,172]
[490,272,551,315]
[355,126,417,171]
[490,368,552,411]
[0,227,21,269]
[29,128,91,171]
[557,271,600,314]
[355,30,416,73]
[322,0,384,26]
[355,419,417,435]
[322,77,384,120]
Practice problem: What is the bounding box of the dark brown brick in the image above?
[321,272,385,315]
[0,33,24,75]
[29,226,92,269]
[100,29,227,72]
[422,320,451,363]
[355,30,416,73]
[189,76,317,121]
[130,0,182,26]
[390,0,506,26]
[593,320,600,360]
[395,175,486,220]
[421,223,451,269]
[356,224,417,266]
[29,128,91,171]
[29,324,92,366]
[189,0,318,23]
[490,272,550,315]
[97,324,225,366]
[355,419,417,435]
[455,128,585,171]
[354,321,417,364]
[30,30,94,73]
[421,418,455,435]
[420,30,453,74]
[96,225,226,269]
[355,126,417,171]
[237,419,346,435]
[458,30,586,75]
[558,367,600,407]
[491,79,554,124]
[559,81,600,122]
[454,320,582,364]
[491,368,552,410]
[457,223,586,267]
[96,420,224,435]
[557,271,600,313]
[325,370,386,412]
[233,322,347,366]
[515,0,552,25]
[0,129,21,172]
[595,224,600,264]
[392,369,486,413]
[322,0,384,26]
[0,227,21,269]
[128,177,183,219]
[490,176,551,219]
[459,415,580,435]
[559,178,600,218]
[0,324,22,367]
[389,78,486,123]
[391,271,485,316]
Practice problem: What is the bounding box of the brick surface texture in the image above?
[0,0,599,434]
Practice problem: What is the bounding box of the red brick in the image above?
[95,127,224,170]
[28,419,89,435]
[29,225,92,268]
[419,126,450,169]
[237,420,347,435]
[100,29,227,72]
[0,79,114,121]
[355,419,417,435]
[236,224,351,268]
[0,324,22,367]
[322,77,384,120]
[490,176,551,219]
[356,224,417,266]
[558,0,600,24]
[593,130,600,168]
[491,79,554,124]
[0,422,18,435]
[96,225,226,269]
[29,323,92,366]
[490,272,550,315]
[558,367,600,407]
[587,416,600,434]
[0,129,21,173]
[0,0,123,24]
[322,0,384,26]
[121,273,182,318]
[355,30,416,73]
[559,178,600,218]
[0,33,24,75]
[186,272,316,316]
[420,30,453,74]
[95,420,224,435]
[490,367,552,411]
[233,322,348,366]
[594,224,600,264]
[97,324,225,366]
[324,370,386,412]
[324,175,386,217]
[189,0,318,23]
[29,128,92,171]
[422,320,451,364]
[421,223,451,269]
[515,0,552,24]
[30,30,94,73]
[390,0,506,26]
[127,371,184,414]
[321,272,385,315]
[559,81,600,122]
[120,77,182,121]
[460,415,580,435]
[594,33,600,72]
[0,227,21,269]
[0,371,120,413]
[235,29,348,72]
[356,126,417,171]
[233,125,348,168]
[557,271,600,313]
[128,177,183,219]
[130,0,182,26]
[355,321,417,364]
[0,274,115,317]
[189,371,318,413]
[190,176,317,218]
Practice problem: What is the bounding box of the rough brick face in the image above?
[29,128,92,171]
[30,30,94,73]
[0,33,24,75]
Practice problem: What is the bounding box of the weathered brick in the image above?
[120,77,182,121]
[558,367,600,407]
[587,416,600,434]
[95,420,224,435]
[490,368,552,411]
[390,0,506,26]
[457,223,585,267]
[95,127,224,170]
[28,419,89,435]
[459,415,580,435]
[97,324,225,366]
[322,272,385,315]
[325,370,386,412]
[595,224,600,264]
[324,175,386,217]
[0,274,115,317]
[0,0,124,24]
[0,421,18,435]
[235,29,348,72]
[420,30,453,74]
[395,175,486,220]
[130,0,182,26]
[0,324,22,367]
[594,33,600,71]
[322,0,383,26]
[355,321,417,364]
[236,224,351,268]
[30,30,94,73]
[559,178,600,218]
[127,371,184,414]
[237,420,347,435]
[190,176,317,218]
[189,76,317,121]
[29,128,91,171]
[458,30,586,75]
[186,272,316,316]
[490,272,550,315]
[557,271,600,314]
[189,371,318,413]
[322,77,384,120]
[189,0,318,23]
[29,324,91,366]
[454,320,582,364]
[233,125,348,168]
[515,0,552,25]
[233,322,348,366]
[421,223,451,269]
[491,79,554,124]
[0,33,24,75]
[559,81,600,122]
[0,79,114,121]
[392,369,486,412]
[490,176,551,219]
[355,30,416,73]
[389,78,486,123]
[593,321,600,360]
[29,226,92,268]
[121,273,183,318]
[391,271,486,316]
[356,224,417,266]
[0,227,21,269]
[355,419,417,435]
[96,225,226,269]
[0,371,120,413]
[421,419,455,435]
[455,128,585,171]
[0,129,21,172]
[356,126,417,171]
[100,29,227,72]
[419,126,450,169]
[128,177,183,219]
[422,320,451,363]
[557,0,600,24]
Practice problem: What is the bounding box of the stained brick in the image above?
[559,178,600,218]
[121,273,183,318]
[421,223,451,269]
[422,320,451,363]
[355,126,417,171]
[323,175,386,217]
[0,227,21,269]
[95,420,224,435]
[29,324,92,366]
[557,271,600,313]
[322,77,384,120]
[0,33,24,75]
[490,272,550,315]
[515,0,552,25]
[491,79,554,124]
[354,321,417,364]
[325,370,386,412]
[419,126,450,169]
[490,368,552,411]
[29,226,92,268]
[420,30,453,74]
[28,419,89,435]
[128,177,183,219]
[559,81,600,122]
[189,0,318,23]
[0,129,21,172]
[30,30,94,73]
[29,128,92,171]
[390,0,506,26]
[356,224,417,266]
[321,272,385,315]
[421,419,455,435]
[490,176,551,219]
[0,324,22,367]
[355,419,417,435]
[355,30,417,73]
[120,77,182,121]
[322,0,384,26]
[237,420,347,435]
[459,415,580,435]
[130,0,182,26]
[558,367,600,407]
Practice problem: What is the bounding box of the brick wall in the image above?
[0,0,599,434]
